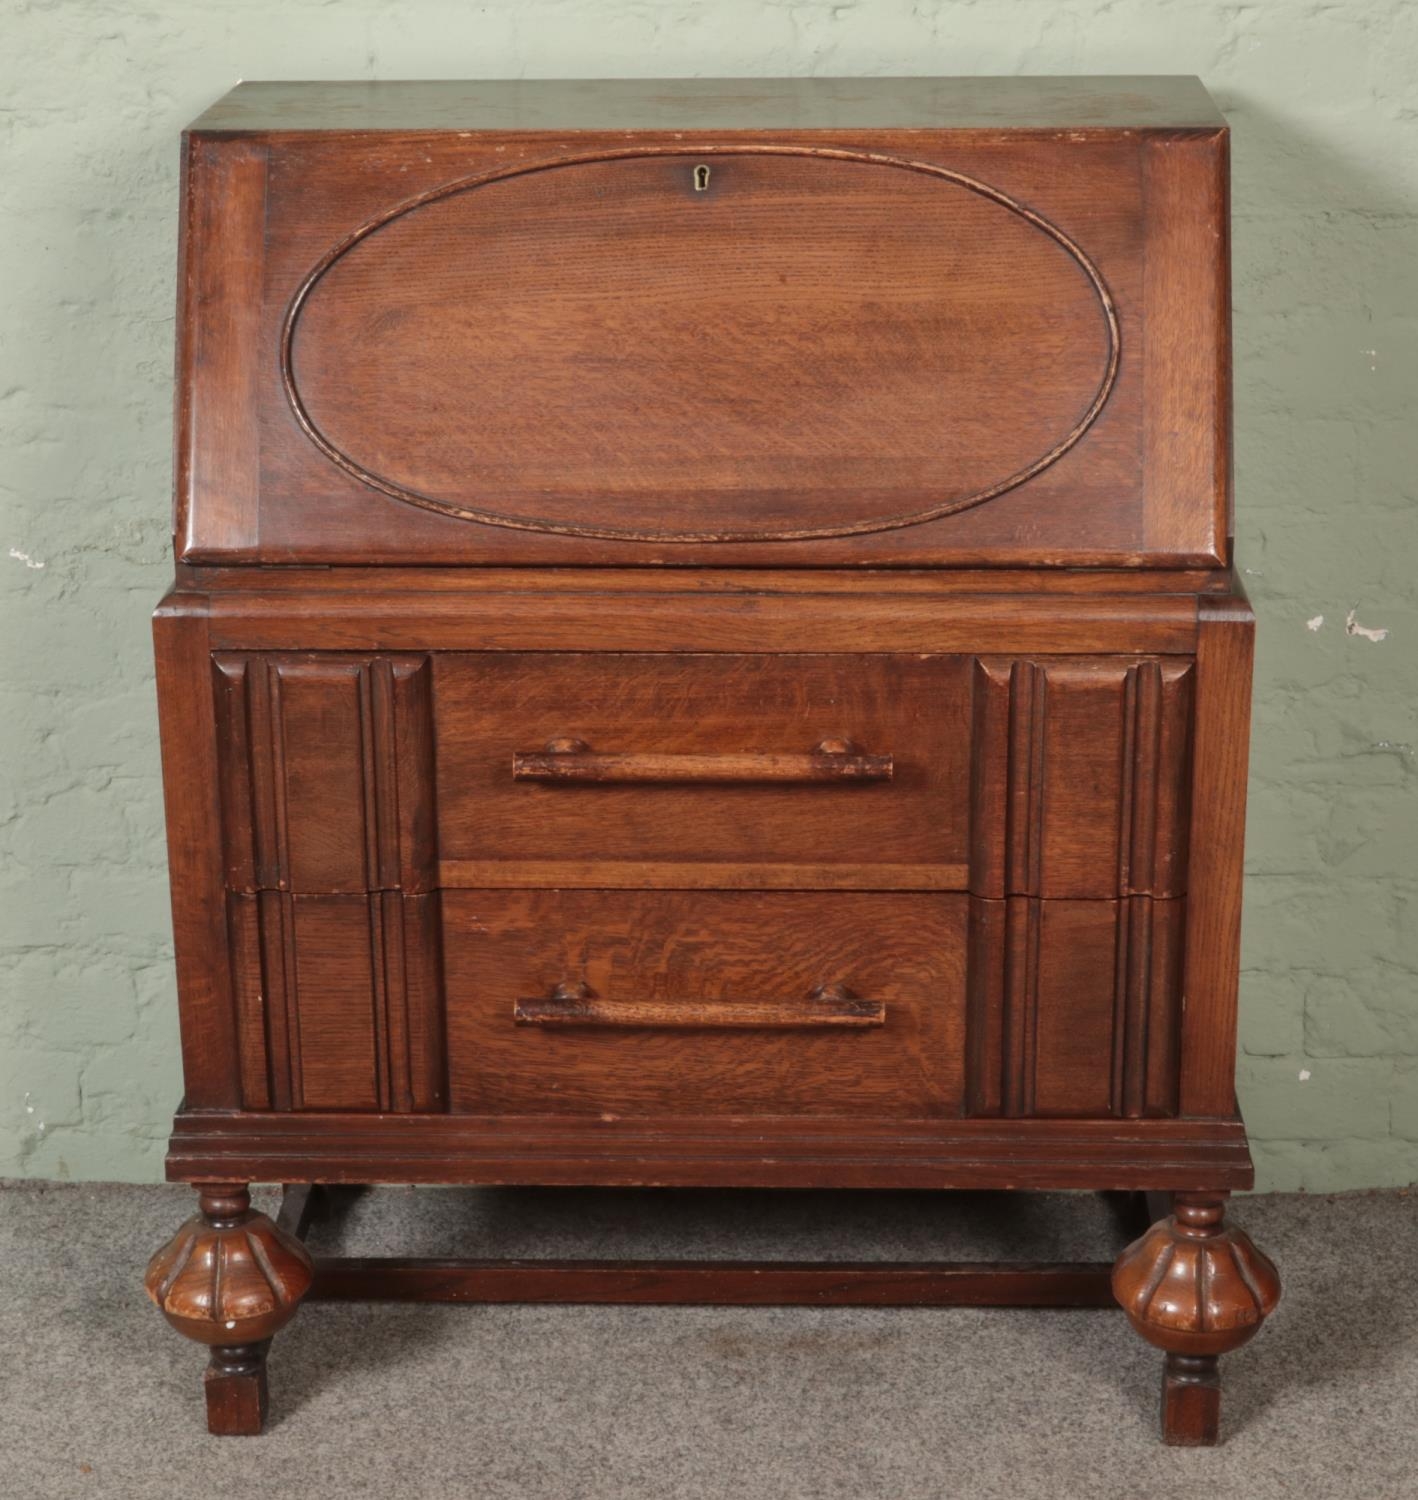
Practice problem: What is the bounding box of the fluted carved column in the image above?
[1112,1192,1280,1445]
[146,1183,314,1434]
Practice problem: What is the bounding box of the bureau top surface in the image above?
[190,76,1225,135]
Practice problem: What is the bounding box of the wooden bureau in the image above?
[146,77,1279,1445]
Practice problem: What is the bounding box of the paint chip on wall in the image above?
[1345,609,1389,643]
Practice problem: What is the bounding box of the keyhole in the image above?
[693,164,711,192]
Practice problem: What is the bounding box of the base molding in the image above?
[168,1110,1254,1191]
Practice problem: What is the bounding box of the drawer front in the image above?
[435,653,973,888]
[211,649,1193,899]
[215,887,1184,1121]
[178,128,1227,567]
[443,891,967,1117]
[201,645,1196,1122]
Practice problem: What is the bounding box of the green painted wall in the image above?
[2,2,1413,1189]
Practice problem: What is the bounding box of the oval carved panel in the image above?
[283,148,1119,543]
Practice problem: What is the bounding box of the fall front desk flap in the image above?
[176,76,1230,568]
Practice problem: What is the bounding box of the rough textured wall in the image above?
[2,1,1413,1188]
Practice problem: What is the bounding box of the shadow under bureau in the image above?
[146,76,1280,1445]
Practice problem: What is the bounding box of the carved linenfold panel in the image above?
[1118,661,1195,895]
[1027,900,1124,1116]
[967,660,1011,898]
[277,662,369,891]
[965,894,1184,1120]
[1006,661,1049,895]
[969,656,1193,898]
[212,656,258,890]
[964,896,1007,1117]
[226,894,270,1111]
[256,889,294,1112]
[1125,894,1185,1119]
[376,891,447,1114]
[212,653,444,1110]
[225,889,446,1113]
[213,653,437,894]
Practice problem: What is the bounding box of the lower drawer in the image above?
[443,891,967,1117]
[224,890,1183,1121]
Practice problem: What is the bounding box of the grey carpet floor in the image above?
[1,1182,1414,1500]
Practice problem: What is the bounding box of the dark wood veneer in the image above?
[150,76,1274,1445]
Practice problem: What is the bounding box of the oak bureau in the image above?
[145,76,1280,1445]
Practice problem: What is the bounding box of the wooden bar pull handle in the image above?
[511,738,893,784]
[513,981,885,1029]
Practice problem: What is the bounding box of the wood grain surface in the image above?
[436,652,966,877]
[286,148,1118,543]
[443,890,967,1116]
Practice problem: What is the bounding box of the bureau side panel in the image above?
[1142,129,1231,559]
[175,136,267,557]
[1179,592,1255,1114]
[154,595,240,1106]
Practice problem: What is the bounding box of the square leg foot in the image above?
[1162,1353,1220,1446]
[204,1343,270,1436]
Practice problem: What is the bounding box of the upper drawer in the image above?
[175,81,1230,567]
[435,652,971,891]
[210,648,1193,900]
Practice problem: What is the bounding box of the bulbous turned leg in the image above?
[1112,1192,1280,1446]
[145,1184,314,1435]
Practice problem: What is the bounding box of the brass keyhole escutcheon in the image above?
[693,163,711,192]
